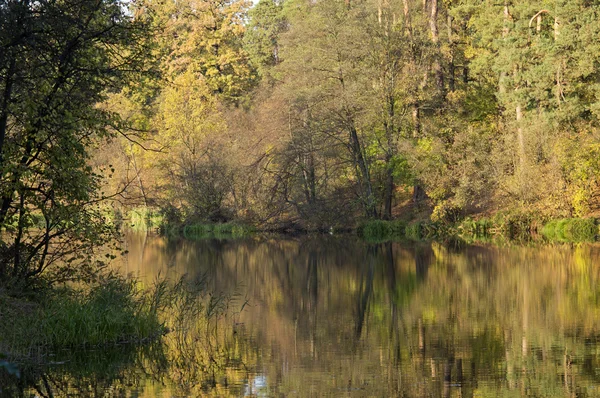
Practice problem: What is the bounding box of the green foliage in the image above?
[153,0,257,103]
[358,220,406,242]
[128,207,164,231]
[39,281,162,348]
[458,217,493,238]
[356,215,595,244]
[491,212,536,240]
[183,222,255,239]
[86,0,600,235]
[431,202,463,224]
[0,275,165,351]
[403,222,421,240]
[541,218,597,242]
[0,0,153,289]
[244,0,287,77]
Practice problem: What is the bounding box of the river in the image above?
[8,233,600,397]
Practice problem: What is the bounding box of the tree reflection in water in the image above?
[3,235,600,397]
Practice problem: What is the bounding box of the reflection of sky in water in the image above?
[245,374,268,396]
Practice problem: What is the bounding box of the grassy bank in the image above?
[540,218,597,242]
[182,222,256,239]
[358,215,599,243]
[0,273,242,397]
[0,275,166,356]
[119,205,257,239]
[121,205,599,244]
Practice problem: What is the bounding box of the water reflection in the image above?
[4,235,600,397]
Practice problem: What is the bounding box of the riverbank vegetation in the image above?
[3,0,600,289]
[0,275,164,354]
[0,272,245,396]
[359,216,599,243]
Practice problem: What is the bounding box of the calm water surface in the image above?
[13,234,600,396]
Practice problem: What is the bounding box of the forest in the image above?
[99,0,600,232]
[2,0,600,282]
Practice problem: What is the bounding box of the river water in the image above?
[11,234,600,396]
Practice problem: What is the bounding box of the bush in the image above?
[128,207,164,232]
[492,212,535,239]
[405,222,423,240]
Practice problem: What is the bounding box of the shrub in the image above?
[128,207,164,232]
[459,218,492,237]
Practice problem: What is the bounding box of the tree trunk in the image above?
[129,144,148,208]
[499,1,510,94]
[0,58,16,170]
[554,17,561,107]
[350,125,376,218]
[430,0,443,96]
[383,153,394,219]
[413,183,427,204]
[516,103,525,176]
[447,15,455,92]
[402,0,410,33]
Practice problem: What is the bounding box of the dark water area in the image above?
[6,234,600,397]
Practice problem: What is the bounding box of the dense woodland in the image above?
[2,0,600,282]
[103,0,600,229]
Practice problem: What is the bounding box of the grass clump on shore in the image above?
[358,219,449,241]
[357,220,406,242]
[0,274,166,354]
[541,218,597,242]
[458,218,493,237]
[183,222,255,239]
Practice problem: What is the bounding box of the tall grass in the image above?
[357,220,406,242]
[0,273,245,396]
[541,218,597,242]
[358,219,454,241]
[0,274,166,353]
[183,222,255,239]
[458,218,492,237]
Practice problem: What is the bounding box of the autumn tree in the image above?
[0,0,152,289]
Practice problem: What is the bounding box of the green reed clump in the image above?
[459,217,493,237]
[541,218,597,242]
[183,223,213,238]
[358,220,406,241]
[491,212,535,239]
[0,275,166,352]
[358,220,449,241]
[404,221,423,240]
[183,223,255,239]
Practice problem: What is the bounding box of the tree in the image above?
[153,0,257,103]
[275,0,380,218]
[155,69,232,221]
[0,0,152,289]
[244,0,287,79]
